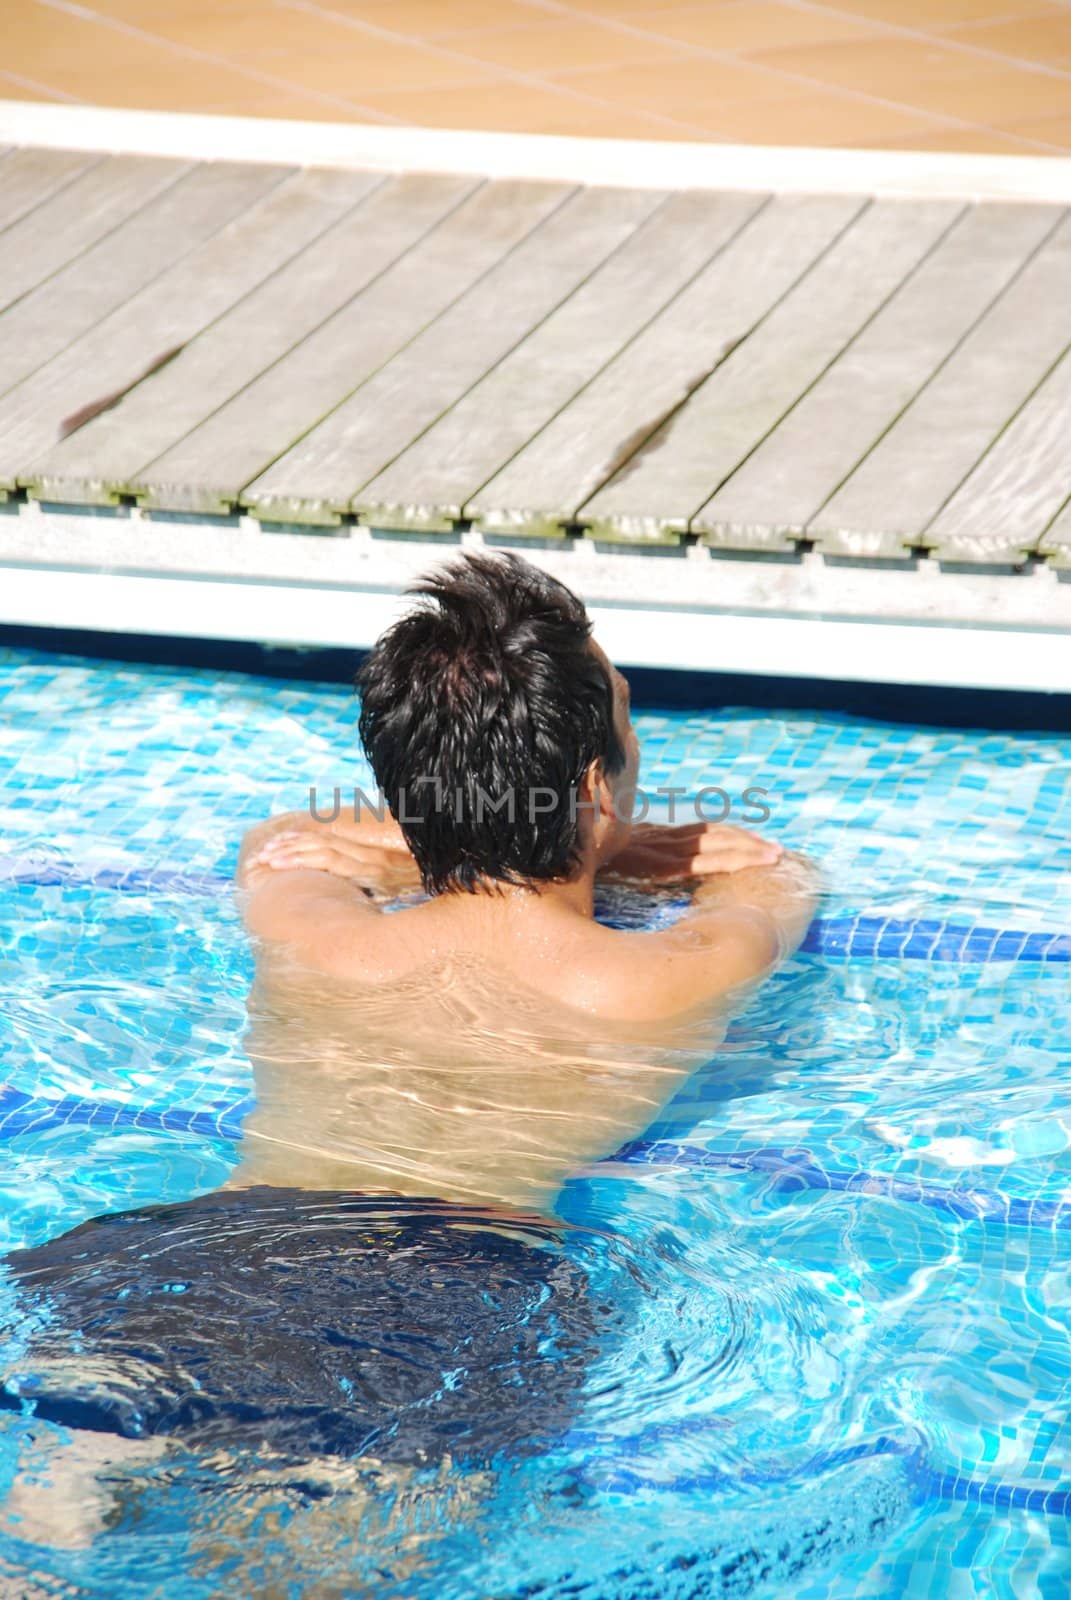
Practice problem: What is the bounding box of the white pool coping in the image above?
[3,560,1066,692]
[2,510,1069,692]
[3,100,1071,204]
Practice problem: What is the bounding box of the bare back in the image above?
[233,811,817,1210]
[230,941,726,1213]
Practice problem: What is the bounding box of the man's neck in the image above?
[453,863,596,922]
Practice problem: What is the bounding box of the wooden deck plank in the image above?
[583,199,961,548]
[253,187,675,530]
[921,345,1071,565]
[18,168,386,506]
[811,211,1071,560]
[1038,497,1071,569]
[696,202,1061,557]
[333,192,764,535]
[0,154,192,317]
[467,195,860,543]
[25,174,472,511]
[247,183,668,528]
[0,147,101,236]
[0,141,1063,572]
[131,178,578,516]
[0,161,291,409]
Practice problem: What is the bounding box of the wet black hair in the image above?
[357,552,626,894]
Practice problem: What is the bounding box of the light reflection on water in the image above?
[0,648,1069,1596]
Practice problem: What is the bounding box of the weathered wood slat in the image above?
[0,147,101,236]
[246,184,668,527]
[922,345,1071,565]
[133,178,576,516]
[301,189,675,532]
[332,191,764,534]
[1038,496,1071,568]
[0,155,191,317]
[698,202,1061,557]
[583,199,961,547]
[0,161,291,410]
[19,168,386,506]
[467,195,858,543]
[812,211,1071,560]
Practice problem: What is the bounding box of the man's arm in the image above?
[608,851,820,1020]
[686,848,820,965]
[598,820,783,881]
[236,807,415,892]
[235,806,420,961]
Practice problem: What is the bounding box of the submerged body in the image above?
[0,852,799,1483]
[0,852,808,1548]
[231,947,719,1210]
[1,1189,596,1467]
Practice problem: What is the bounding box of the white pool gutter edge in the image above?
[2,510,1068,691]
[3,562,1066,692]
[3,100,1071,204]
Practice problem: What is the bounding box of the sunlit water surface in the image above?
[0,646,1069,1599]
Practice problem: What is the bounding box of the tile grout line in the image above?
[860,127,1068,155]
[8,0,1069,152]
[34,0,405,126]
[783,0,1071,88]
[511,55,1070,155]
[0,68,82,105]
[516,0,1071,146]
[9,0,1071,153]
[282,0,734,141]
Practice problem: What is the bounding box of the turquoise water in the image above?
[0,644,1070,1598]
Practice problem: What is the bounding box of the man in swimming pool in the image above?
[223,549,819,1208]
[238,549,817,1024]
[0,552,818,1561]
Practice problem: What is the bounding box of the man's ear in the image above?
[576,758,608,819]
[580,760,615,819]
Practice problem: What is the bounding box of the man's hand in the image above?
[237,807,422,901]
[599,821,782,883]
[235,810,422,962]
[242,824,422,900]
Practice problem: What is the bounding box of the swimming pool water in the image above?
[0,644,1069,1598]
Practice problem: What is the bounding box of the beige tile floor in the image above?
[2,0,1070,152]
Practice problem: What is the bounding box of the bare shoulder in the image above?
[240,871,438,985]
[235,808,429,982]
[548,910,782,1025]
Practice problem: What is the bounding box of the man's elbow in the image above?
[236,829,272,892]
[235,813,307,889]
